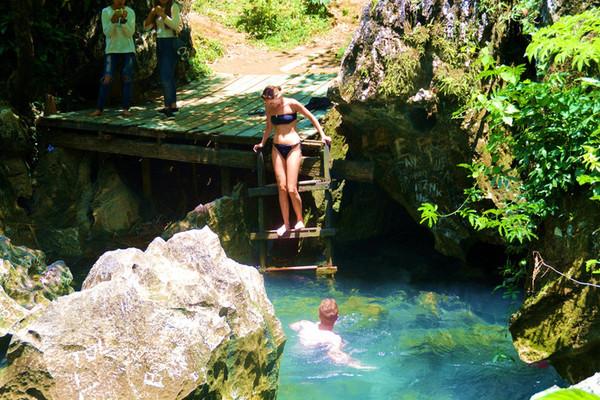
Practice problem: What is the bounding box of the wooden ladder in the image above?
[249,140,337,275]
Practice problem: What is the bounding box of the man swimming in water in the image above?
[290,298,373,370]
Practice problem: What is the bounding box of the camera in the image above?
[114,8,126,23]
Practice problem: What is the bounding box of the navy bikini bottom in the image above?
[274,142,301,159]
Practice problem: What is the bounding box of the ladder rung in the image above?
[250,227,336,240]
[248,179,330,197]
[264,265,338,274]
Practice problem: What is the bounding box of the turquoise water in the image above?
[265,274,564,400]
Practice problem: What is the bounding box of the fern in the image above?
[526,9,600,73]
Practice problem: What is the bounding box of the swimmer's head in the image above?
[318,298,339,328]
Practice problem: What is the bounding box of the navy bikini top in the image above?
[271,112,297,125]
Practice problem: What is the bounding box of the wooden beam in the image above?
[38,118,168,140]
[49,131,256,168]
[250,227,336,240]
[247,179,330,197]
[48,131,373,182]
[264,265,338,274]
[316,265,338,276]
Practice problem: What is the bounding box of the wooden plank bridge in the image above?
[37,73,374,274]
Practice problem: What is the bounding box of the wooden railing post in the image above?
[257,151,267,271]
[216,142,232,196]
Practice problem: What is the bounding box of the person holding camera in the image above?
[144,0,182,118]
[92,0,136,117]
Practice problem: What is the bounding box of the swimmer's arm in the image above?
[327,343,375,370]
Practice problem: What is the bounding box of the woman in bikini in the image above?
[253,86,332,236]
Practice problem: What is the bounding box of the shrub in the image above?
[419,10,600,244]
[236,0,280,40]
[304,0,331,17]
[188,36,224,79]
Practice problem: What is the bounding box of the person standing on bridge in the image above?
[144,0,182,118]
[253,86,332,237]
[91,0,136,117]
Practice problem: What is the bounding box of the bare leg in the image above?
[286,145,304,229]
[272,147,290,235]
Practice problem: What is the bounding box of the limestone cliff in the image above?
[509,194,600,383]
[331,0,600,383]
[332,0,499,259]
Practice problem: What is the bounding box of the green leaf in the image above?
[418,203,440,228]
[538,388,600,400]
[585,259,600,274]
[502,116,514,126]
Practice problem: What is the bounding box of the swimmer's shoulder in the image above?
[290,320,317,332]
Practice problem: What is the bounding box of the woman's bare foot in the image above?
[294,220,305,230]
[276,224,289,237]
[90,109,102,116]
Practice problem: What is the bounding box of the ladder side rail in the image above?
[257,151,267,271]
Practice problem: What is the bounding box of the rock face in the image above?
[2,147,145,261]
[331,0,500,259]
[0,106,31,155]
[333,0,600,257]
[510,195,600,383]
[162,184,254,264]
[0,228,285,400]
[0,106,33,239]
[0,236,73,337]
[90,163,141,234]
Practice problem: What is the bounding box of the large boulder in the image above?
[0,227,285,400]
